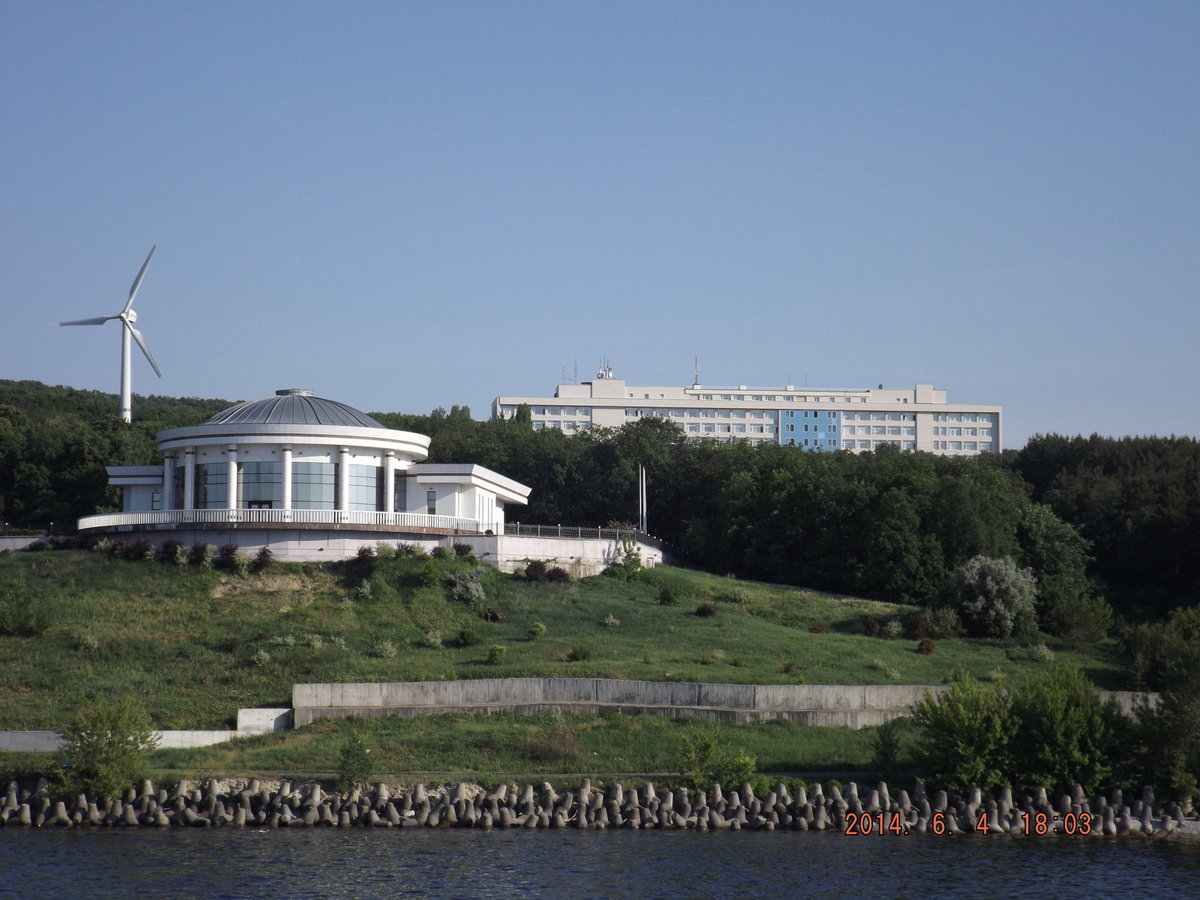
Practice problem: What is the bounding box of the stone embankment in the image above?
[2,778,1197,837]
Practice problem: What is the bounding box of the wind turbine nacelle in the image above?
[125,308,137,324]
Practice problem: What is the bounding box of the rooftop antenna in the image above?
[692,356,701,389]
[60,246,162,423]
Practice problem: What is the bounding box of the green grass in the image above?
[144,712,878,783]
[0,550,1127,735]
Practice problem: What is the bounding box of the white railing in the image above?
[76,509,484,533]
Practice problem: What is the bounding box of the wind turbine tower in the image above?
[60,246,162,423]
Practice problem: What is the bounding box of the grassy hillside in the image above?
[0,549,1127,733]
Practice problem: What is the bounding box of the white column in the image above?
[383,452,395,513]
[281,448,293,511]
[183,448,195,509]
[162,454,174,511]
[338,448,350,511]
[226,445,238,510]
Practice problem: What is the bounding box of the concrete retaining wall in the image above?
[292,679,1158,730]
[292,679,958,729]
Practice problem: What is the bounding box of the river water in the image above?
[3,829,1199,899]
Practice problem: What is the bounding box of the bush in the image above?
[863,616,880,637]
[430,546,449,560]
[372,639,399,659]
[191,543,215,569]
[916,637,936,655]
[1027,642,1055,664]
[457,627,481,647]
[527,622,547,640]
[601,613,621,628]
[524,560,549,582]
[546,566,571,583]
[444,571,487,610]
[677,727,756,792]
[567,644,594,662]
[217,544,249,575]
[483,606,505,622]
[0,593,57,637]
[911,669,1013,794]
[57,696,159,799]
[252,546,274,573]
[452,542,473,559]
[658,583,683,606]
[907,607,962,640]
[945,555,1038,638]
[695,603,717,618]
[336,731,374,792]
[871,718,907,784]
[1046,594,1113,650]
[160,540,189,566]
[486,644,507,665]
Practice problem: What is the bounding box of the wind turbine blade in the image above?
[126,320,162,377]
[123,245,157,313]
[60,315,119,326]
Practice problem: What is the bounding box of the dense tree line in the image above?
[0,380,229,530]
[3,380,1197,628]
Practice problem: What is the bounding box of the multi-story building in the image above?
[493,369,1002,454]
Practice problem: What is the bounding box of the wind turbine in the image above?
[60,246,162,423]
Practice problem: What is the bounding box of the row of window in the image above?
[933,427,993,437]
[932,413,992,423]
[188,462,394,512]
[685,423,774,434]
[933,441,994,452]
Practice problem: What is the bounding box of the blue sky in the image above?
[2,1,1197,448]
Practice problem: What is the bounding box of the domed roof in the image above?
[203,389,385,429]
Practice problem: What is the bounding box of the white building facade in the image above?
[80,388,532,560]
[494,373,1002,455]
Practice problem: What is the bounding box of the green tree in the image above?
[1008,665,1120,794]
[58,696,159,799]
[336,729,375,792]
[945,555,1038,638]
[910,669,1013,793]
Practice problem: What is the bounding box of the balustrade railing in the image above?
[76,509,483,533]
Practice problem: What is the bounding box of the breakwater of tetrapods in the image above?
[3,778,1197,837]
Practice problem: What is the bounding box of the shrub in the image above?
[916,638,936,655]
[336,731,374,792]
[883,619,905,640]
[160,539,189,566]
[483,606,505,622]
[677,727,756,792]
[216,544,249,575]
[863,616,880,637]
[445,571,487,610]
[252,546,274,573]
[57,696,159,799]
[567,644,594,662]
[524,560,549,582]
[0,593,57,637]
[945,555,1038,638]
[452,542,473,559]
[870,718,907,784]
[1027,642,1055,663]
[658,583,682,606]
[527,622,547,640]
[457,627,482,647]
[430,546,449,560]
[372,639,399,659]
[486,644,507,665]
[251,649,272,667]
[191,543,216,569]
[695,603,717,618]
[1046,593,1113,650]
[375,542,397,560]
[907,607,962,640]
[546,566,571,583]
[601,613,621,628]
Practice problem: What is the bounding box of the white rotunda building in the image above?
[79,388,532,561]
